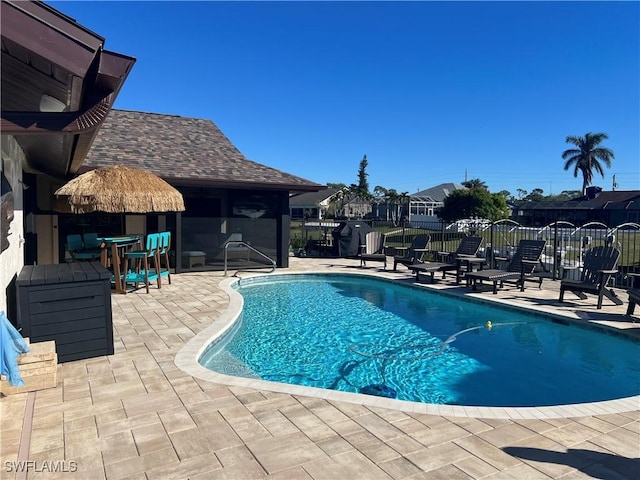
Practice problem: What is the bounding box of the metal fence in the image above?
[292,218,640,288]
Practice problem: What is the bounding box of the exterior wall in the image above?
[1,136,26,317]
[126,216,145,236]
[35,215,57,265]
[344,201,372,218]
[409,214,442,227]
[33,176,59,265]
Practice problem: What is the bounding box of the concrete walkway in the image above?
[1,257,638,479]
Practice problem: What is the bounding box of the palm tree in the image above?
[562,132,614,195]
[328,186,351,219]
[372,186,388,219]
[462,178,488,190]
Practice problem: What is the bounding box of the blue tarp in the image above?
[0,311,30,386]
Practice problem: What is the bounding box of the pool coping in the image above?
[174,269,640,420]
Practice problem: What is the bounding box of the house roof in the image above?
[411,183,466,202]
[289,188,338,207]
[518,191,640,211]
[81,109,324,192]
[1,0,136,178]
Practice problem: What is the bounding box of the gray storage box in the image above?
[16,262,114,363]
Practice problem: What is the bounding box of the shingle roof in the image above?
[519,191,640,210]
[82,109,323,191]
[289,188,338,206]
[411,183,466,202]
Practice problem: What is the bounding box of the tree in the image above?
[376,188,409,226]
[524,188,545,203]
[327,185,351,219]
[396,191,410,225]
[354,154,371,200]
[438,188,509,222]
[372,185,388,219]
[562,132,614,195]
[462,178,488,190]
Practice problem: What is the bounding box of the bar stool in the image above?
[124,233,160,293]
[158,231,172,284]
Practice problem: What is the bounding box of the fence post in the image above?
[553,222,558,280]
[302,219,307,245]
[440,221,445,252]
[489,222,495,268]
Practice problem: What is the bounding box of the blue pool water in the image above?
[199,274,640,407]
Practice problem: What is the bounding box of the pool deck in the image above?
[1,256,639,479]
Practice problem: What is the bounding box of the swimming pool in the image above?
[197,274,640,409]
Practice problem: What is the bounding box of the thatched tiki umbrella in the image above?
[54,165,185,214]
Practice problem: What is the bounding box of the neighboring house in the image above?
[289,188,338,220]
[512,189,640,227]
[342,195,373,219]
[336,195,373,218]
[290,189,372,220]
[1,0,135,317]
[409,183,466,225]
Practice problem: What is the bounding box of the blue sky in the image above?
[50,1,639,196]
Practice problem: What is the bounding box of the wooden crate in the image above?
[0,339,57,395]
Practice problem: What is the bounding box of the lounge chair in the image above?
[559,245,623,309]
[407,236,483,284]
[393,234,431,271]
[627,288,640,316]
[359,231,387,269]
[465,239,546,294]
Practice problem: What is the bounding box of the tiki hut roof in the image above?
[54,165,185,214]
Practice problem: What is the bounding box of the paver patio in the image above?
[1,256,638,479]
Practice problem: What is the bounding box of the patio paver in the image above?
[0,256,638,479]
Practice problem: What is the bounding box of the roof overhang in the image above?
[109,173,326,193]
[1,1,136,178]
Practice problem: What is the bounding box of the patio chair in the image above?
[66,233,101,261]
[81,232,103,257]
[407,236,483,284]
[124,233,161,293]
[392,234,431,271]
[358,231,387,269]
[559,245,623,309]
[627,288,640,317]
[157,231,172,284]
[465,239,546,294]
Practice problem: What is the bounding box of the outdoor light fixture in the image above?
[39,94,66,112]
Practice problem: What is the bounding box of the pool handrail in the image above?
[223,241,276,276]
